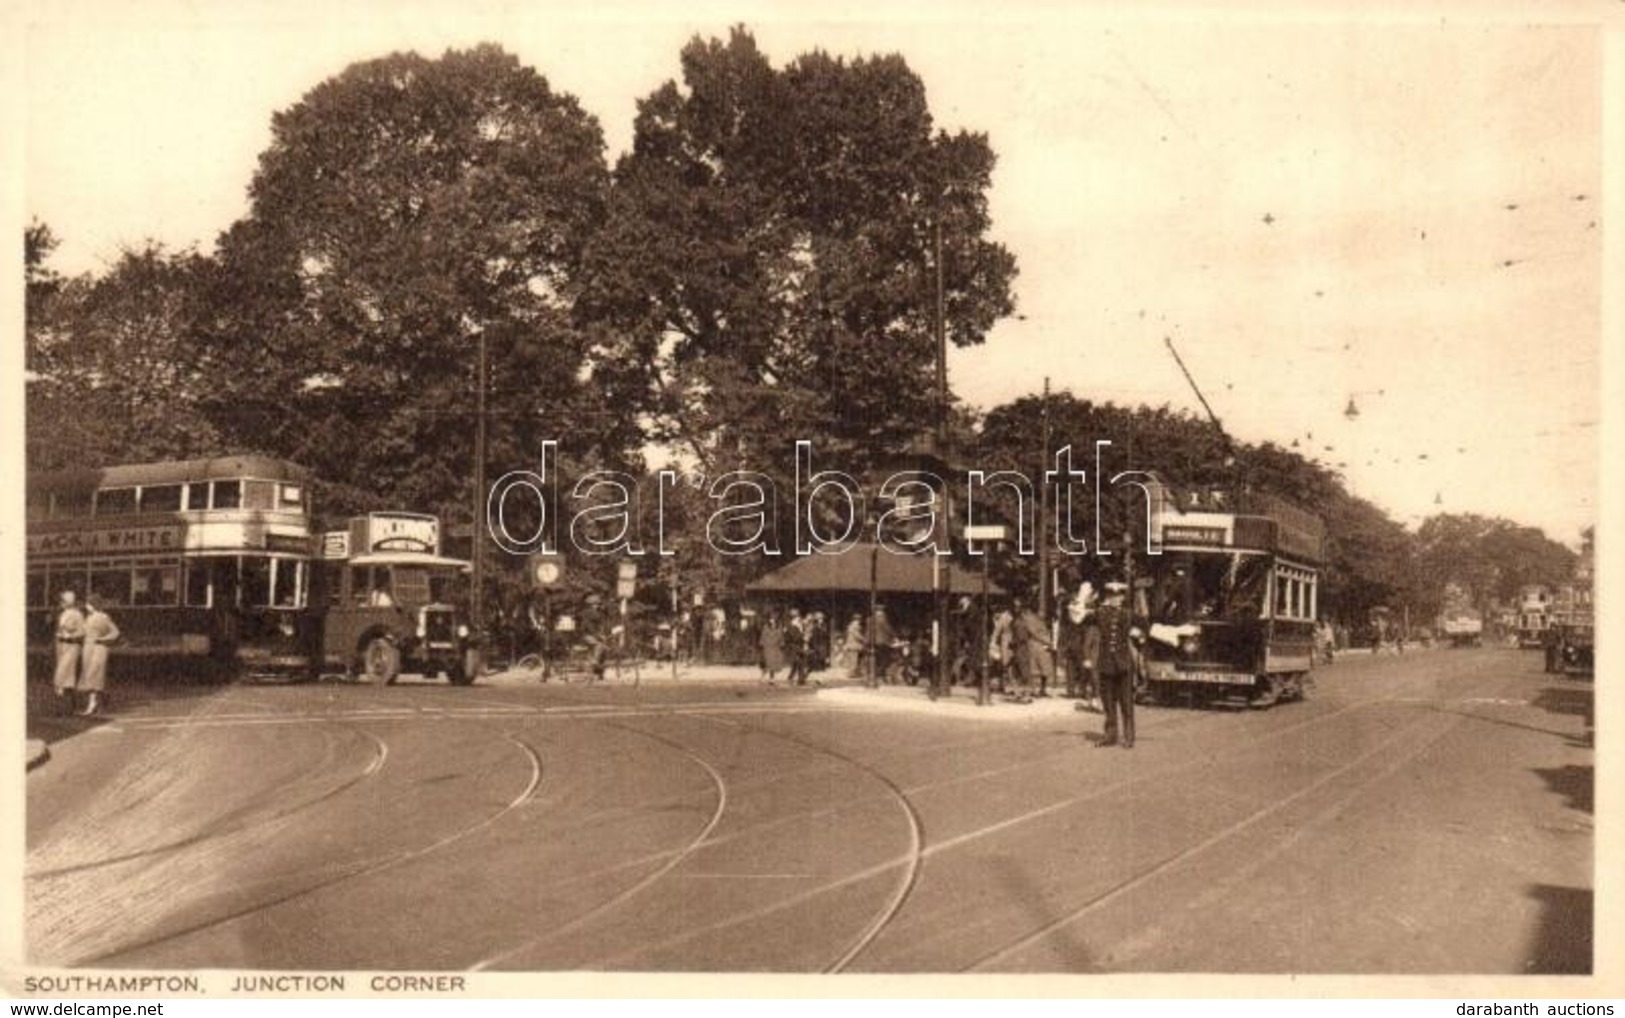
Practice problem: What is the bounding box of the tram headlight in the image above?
[279,620,296,638]
[457,624,470,639]
[1179,635,1199,657]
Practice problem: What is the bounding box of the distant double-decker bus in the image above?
[26,456,314,677]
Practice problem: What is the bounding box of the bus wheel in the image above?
[362,638,401,686]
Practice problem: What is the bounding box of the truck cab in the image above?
[310,513,476,685]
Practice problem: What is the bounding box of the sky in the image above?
[11,0,1616,547]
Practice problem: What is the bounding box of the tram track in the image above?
[26,723,389,880]
[572,654,1517,970]
[960,654,1538,971]
[76,729,544,968]
[470,717,729,972]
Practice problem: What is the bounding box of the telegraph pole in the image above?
[932,218,950,696]
[1038,375,1051,621]
[471,329,487,641]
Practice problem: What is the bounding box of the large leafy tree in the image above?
[582,28,1018,478]
[26,235,225,471]
[206,44,623,525]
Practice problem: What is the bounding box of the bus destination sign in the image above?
[27,526,184,558]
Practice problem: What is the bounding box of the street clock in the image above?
[530,554,565,588]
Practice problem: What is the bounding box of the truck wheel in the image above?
[362,637,401,686]
[448,648,480,686]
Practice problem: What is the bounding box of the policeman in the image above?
[1094,581,1140,748]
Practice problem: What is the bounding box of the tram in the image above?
[1136,482,1326,708]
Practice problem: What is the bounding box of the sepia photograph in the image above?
[5,0,1618,999]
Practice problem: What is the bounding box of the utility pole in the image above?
[932,218,950,696]
[1038,375,1051,621]
[472,328,487,645]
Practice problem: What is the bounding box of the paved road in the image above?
[24,647,1593,974]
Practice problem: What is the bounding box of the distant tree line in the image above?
[23,32,1581,631]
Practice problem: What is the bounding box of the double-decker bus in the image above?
[26,456,314,677]
[1135,482,1325,708]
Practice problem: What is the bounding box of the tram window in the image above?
[184,484,207,511]
[184,561,212,607]
[27,572,46,609]
[279,484,304,509]
[1226,557,1270,618]
[90,567,133,606]
[132,566,179,607]
[241,556,272,607]
[1276,575,1290,615]
[142,484,183,512]
[212,480,242,509]
[96,488,138,515]
[243,480,276,510]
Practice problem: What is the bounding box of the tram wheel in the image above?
[1250,676,1279,709]
[362,637,401,686]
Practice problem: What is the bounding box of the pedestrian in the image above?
[759,613,787,684]
[950,595,985,689]
[870,606,897,684]
[77,595,121,716]
[1094,581,1140,748]
[989,603,1014,694]
[1012,598,1056,699]
[784,608,809,686]
[1058,580,1097,700]
[53,589,86,715]
[841,614,865,677]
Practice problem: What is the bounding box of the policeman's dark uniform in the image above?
[1542,623,1562,673]
[1095,592,1138,748]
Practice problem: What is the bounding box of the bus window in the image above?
[320,561,345,608]
[393,566,430,607]
[351,566,395,606]
[27,572,46,609]
[278,484,304,509]
[243,480,276,510]
[270,559,304,607]
[142,484,183,512]
[26,487,50,521]
[53,489,92,519]
[212,480,242,510]
[429,570,467,607]
[184,484,207,511]
[90,565,133,605]
[241,556,272,607]
[133,565,180,606]
[96,488,138,515]
[185,561,212,607]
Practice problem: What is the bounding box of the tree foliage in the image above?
[26,239,225,470]
[206,44,623,524]
[581,28,1018,475]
